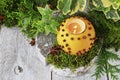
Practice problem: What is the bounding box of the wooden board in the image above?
[0,26,51,80]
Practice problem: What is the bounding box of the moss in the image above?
[46,40,100,70]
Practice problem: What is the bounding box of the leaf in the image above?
[44,20,59,35]
[101,0,112,7]
[50,20,59,31]
[70,0,87,15]
[78,0,87,11]
[92,48,120,80]
[0,0,6,13]
[37,5,52,19]
[33,0,48,6]
[57,0,72,15]
[57,0,87,15]
[44,25,51,35]
[37,5,61,35]
[106,50,120,61]
[91,0,120,21]
[108,63,120,80]
[104,7,120,21]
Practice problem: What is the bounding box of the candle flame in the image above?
[73,26,77,34]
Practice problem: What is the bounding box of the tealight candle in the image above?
[67,19,86,34]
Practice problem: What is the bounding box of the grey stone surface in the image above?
[36,33,56,65]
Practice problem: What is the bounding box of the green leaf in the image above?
[44,20,59,35]
[91,0,120,21]
[37,5,52,19]
[33,0,48,6]
[106,50,120,61]
[93,48,120,80]
[70,0,87,15]
[44,25,51,35]
[104,7,120,21]
[37,5,62,35]
[57,0,87,15]
[57,0,72,15]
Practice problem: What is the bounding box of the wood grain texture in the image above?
[0,26,51,80]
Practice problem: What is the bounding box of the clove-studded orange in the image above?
[57,16,96,55]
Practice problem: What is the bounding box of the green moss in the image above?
[46,40,100,70]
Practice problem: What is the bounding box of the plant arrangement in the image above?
[90,0,120,21]
[0,0,120,80]
[47,40,100,70]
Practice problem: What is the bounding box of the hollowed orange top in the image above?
[68,23,82,34]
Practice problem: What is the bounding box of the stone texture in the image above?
[36,33,56,65]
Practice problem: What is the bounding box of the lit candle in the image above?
[67,19,86,34]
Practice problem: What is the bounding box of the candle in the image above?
[67,19,86,34]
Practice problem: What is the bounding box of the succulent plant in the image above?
[57,16,96,55]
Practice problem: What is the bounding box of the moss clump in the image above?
[46,40,100,70]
